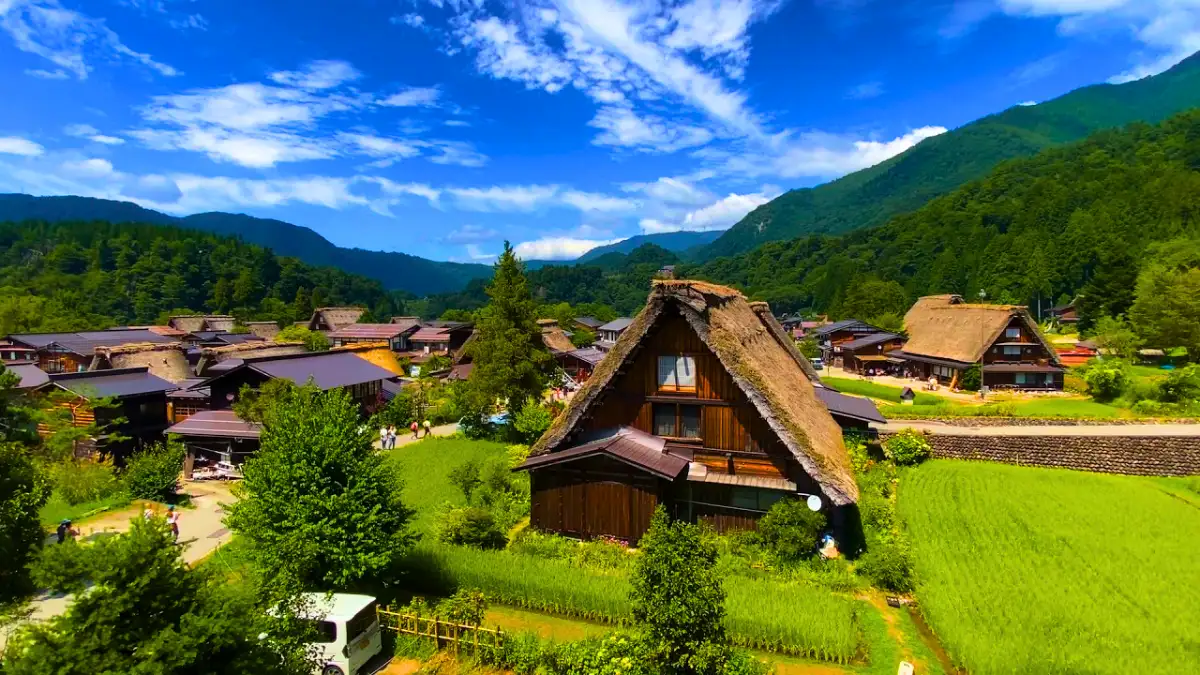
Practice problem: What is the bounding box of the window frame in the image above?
[651,401,703,441]
[656,354,698,394]
[1005,327,1021,339]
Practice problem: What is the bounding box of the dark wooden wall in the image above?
[529,455,661,543]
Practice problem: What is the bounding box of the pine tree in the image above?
[465,242,553,413]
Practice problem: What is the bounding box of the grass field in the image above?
[899,460,1200,675]
[821,377,949,406]
[38,492,131,528]
[387,436,511,532]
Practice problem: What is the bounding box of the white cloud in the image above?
[464,244,497,262]
[268,60,361,90]
[448,184,560,211]
[588,105,713,153]
[25,67,67,78]
[620,175,712,205]
[60,157,114,176]
[442,224,500,244]
[0,0,178,80]
[0,136,44,156]
[640,190,777,233]
[559,189,638,212]
[64,123,125,145]
[847,81,884,100]
[709,125,948,179]
[514,236,621,260]
[380,87,441,107]
[396,13,426,28]
[1018,100,1038,106]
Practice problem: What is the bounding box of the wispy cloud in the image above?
[64,123,125,145]
[846,80,884,100]
[514,236,621,260]
[379,87,442,107]
[0,0,178,80]
[0,136,44,156]
[640,189,777,234]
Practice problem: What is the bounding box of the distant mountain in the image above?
[698,51,1200,260]
[577,230,723,262]
[0,194,493,296]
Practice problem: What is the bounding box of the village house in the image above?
[307,307,367,333]
[594,317,633,352]
[243,321,280,340]
[2,343,48,389]
[186,331,265,348]
[167,315,235,334]
[408,321,474,358]
[572,316,604,333]
[327,322,420,352]
[38,367,177,459]
[193,340,307,377]
[7,329,181,374]
[167,409,261,479]
[1048,300,1079,326]
[838,332,906,374]
[91,342,192,383]
[516,281,858,544]
[811,319,888,366]
[893,295,1065,390]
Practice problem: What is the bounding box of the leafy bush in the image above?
[856,538,914,593]
[122,442,185,502]
[1084,362,1129,402]
[883,429,931,466]
[959,363,982,391]
[29,539,90,594]
[48,457,123,506]
[437,588,488,626]
[437,507,507,549]
[1158,364,1200,404]
[512,397,553,444]
[448,459,482,501]
[757,498,826,562]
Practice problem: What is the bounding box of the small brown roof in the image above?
[310,307,366,331]
[518,427,689,480]
[410,328,452,342]
[327,324,410,340]
[903,295,1062,366]
[530,280,858,506]
[167,409,261,439]
[539,320,575,352]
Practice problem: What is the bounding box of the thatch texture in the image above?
[168,315,234,333]
[310,307,366,331]
[91,343,192,383]
[331,341,405,376]
[538,319,576,353]
[244,321,280,340]
[531,280,858,505]
[748,301,822,383]
[903,295,1062,365]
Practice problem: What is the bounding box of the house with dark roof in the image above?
[408,322,474,357]
[38,367,177,458]
[327,323,421,352]
[894,295,1064,390]
[195,350,396,416]
[7,329,180,374]
[308,307,367,332]
[516,281,858,544]
[167,315,235,334]
[594,317,633,351]
[167,409,262,478]
[838,332,906,374]
[573,316,604,332]
[1048,299,1079,325]
[811,319,886,366]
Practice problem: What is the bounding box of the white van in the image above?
[299,593,383,675]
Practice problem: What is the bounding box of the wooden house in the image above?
[594,317,633,351]
[7,329,180,374]
[1056,339,1099,366]
[408,322,474,357]
[244,321,280,340]
[167,315,235,333]
[838,332,906,374]
[167,409,261,478]
[195,350,395,416]
[539,319,576,353]
[893,295,1064,390]
[91,342,192,383]
[1048,300,1079,326]
[573,317,604,333]
[328,323,421,352]
[811,320,885,365]
[308,307,366,333]
[516,281,858,544]
[39,367,176,459]
[193,341,307,377]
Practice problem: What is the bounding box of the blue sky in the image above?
[0,1,1195,263]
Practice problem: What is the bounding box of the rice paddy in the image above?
[387,436,511,531]
[410,543,863,663]
[899,460,1200,675]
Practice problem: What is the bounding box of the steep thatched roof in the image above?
[168,315,234,333]
[309,307,366,331]
[531,280,858,505]
[244,321,280,339]
[330,341,405,376]
[903,294,1062,365]
[538,319,576,353]
[91,342,192,383]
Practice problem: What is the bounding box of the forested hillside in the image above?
[0,195,493,295]
[697,51,1200,259]
[0,220,407,334]
[688,109,1200,326]
[576,230,723,262]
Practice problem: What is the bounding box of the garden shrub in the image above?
[436,588,488,627]
[437,507,508,549]
[1158,364,1200,404]
[49,457,123,505]
[29,539,90,594]
[1084,362,1128,402]
[448,459,482,501]
[757,498,826,562]
[883,429,931,466]
[959,363,981,391]
[512,397,553,445]
[856,538,914,593]
[122,441,185,502]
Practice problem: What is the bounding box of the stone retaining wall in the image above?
[879,432,1200,476]
[882,417,1200,427]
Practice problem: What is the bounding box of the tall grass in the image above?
[900,460,1200,675]
[387,436,510,532]
[401,543,862,663]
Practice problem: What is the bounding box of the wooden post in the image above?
[474,625,479,657]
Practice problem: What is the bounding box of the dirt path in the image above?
[375,423,459,450]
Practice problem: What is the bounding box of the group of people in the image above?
[378,419,433,448]
[56,504,181,546]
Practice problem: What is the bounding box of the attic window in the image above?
[1005,327,1020,339]
[657,355,696,393]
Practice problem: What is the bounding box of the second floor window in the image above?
[1003,345,1022,356]
[657,355,696,393]
[1005,327,1021,339]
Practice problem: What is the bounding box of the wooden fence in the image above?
[376,607,504,657]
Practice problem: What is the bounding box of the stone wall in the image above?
[880,432,1200,476]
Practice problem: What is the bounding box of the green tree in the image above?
[1128,258,1200,356]
[123,440,186,502]
[796,336,820,360]
[5,518,314,674]
[224,385,415,591]
[465,242,553,411]
[1090,315,1143,360]
[838,279,909,321]
[631,508,731,674]
[756,499,826,562]
[275,325,330,352]
[511,397,553,444]
[0,443,49,602]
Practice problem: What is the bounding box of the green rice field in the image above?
[408,543,863,663]
[387,436,510,531]
[821,377,948,406]
[899,460,1200,675]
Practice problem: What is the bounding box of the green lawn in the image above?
[821,377,951,406]
[38,492,131,528]
[899,460,1200,675]
[387,436,510,532]
[1002,397,1125,418]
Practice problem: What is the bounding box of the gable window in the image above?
[657,355,696,393]
[1005,327,1021,339]
[1002,345,1022,356]
[652,403,702,439]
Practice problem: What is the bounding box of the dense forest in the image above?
[0,220,408,334]
[698,50,1200,259]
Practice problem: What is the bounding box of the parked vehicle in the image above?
[215,461,243,480]
[299,593,382,675]
[811,358,824,370]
